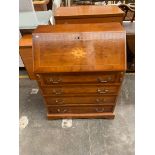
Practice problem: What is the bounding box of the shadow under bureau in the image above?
[32,22,126,119]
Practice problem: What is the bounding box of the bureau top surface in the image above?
[54,5,124,19]
[33,23,126,73]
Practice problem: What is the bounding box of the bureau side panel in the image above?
[19,47,35,80]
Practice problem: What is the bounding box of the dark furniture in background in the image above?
[47,0,53,10]
[71,0,135,6]
[33,0,50,11]
[118,3,135,71]
[118,3,135,22]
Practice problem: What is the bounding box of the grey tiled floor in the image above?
[19,73,135,155]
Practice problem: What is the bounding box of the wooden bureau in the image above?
[54,5,125,24]
[32,22,126,119]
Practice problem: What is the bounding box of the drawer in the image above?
[47,105,113,114]
[36,72,123,85]
[55,17,123,25]
[41,85,119,96]
[44,96,116,105]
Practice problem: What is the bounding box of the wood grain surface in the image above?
[33,23,126,73]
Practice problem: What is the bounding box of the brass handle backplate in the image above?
[57,108,67,113]
[49,78,61,84]
[97,88,109,94]
[96,98,105,104]
[55,99,64,104]
[96,108,105,112]
[97,77,112,83]
[53,89,63,95]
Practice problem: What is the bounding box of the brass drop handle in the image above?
[97,77,107,83]
[97,88,109,94]
[49,78,61,84]
[120,77,123,82]
[97,77,112,83]
[96,108,105,112]
[96,98,105,103]
[53,89,63,95]
[36,74,40,79]
[55,99,64,104]
[57,108,67,113]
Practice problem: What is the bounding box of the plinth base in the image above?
[47,112,115,120]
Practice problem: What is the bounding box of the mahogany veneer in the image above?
[32,22,126,119]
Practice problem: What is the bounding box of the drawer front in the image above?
[41,85,119,96]
[56,17,123,24]
[36,72,123,86]
[47,105,113,114]
[44,96,116,105]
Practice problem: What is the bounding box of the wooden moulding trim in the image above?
[47,112,115,119]
[33,68,126,73]
[55,14,125,19]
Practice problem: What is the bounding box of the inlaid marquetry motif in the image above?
[71,48,86,59]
